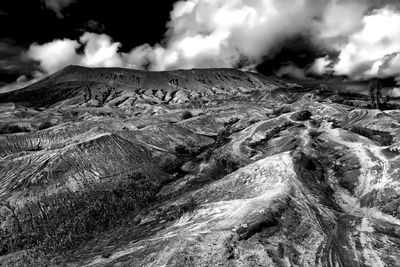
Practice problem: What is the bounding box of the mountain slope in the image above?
[0,65,286,108]
[0,66,400,266]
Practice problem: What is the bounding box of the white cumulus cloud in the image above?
[6,0,400,91]
[312,5,400,82]
[27,39,80,73]
[334,7,400,79]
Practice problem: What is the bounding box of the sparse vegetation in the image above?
[0,172,158,255]
[0,249,58,267]
[272,106,291,117]
[249,122,293,149]
[174,142,198,158]
[215,128,231,145]
[249,118,261,125]
[160,155,181,174]
[292,110,312,121]
[202,155,239,181]
[28,145,43,152]
[38,121,53,130]
[160,143,199,176]
[309,129,321,139]
[159,153,240,202]
[176,197,199,215]
[71,111,79,118]
[181,111,193,120]
[350,126,393,146]
[13,110,34,119]
[0,124,30,134]
[175,144,191,155]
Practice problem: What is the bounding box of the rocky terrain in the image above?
[0,65,400,266]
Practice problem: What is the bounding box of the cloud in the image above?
[312,5,400,83]
[332,7,400,79]
[387,87,400,97]
[0,73,42,93]
[77,20,106,33]
[0,40,38,84]
[158,0,331,70]
[0,8,7,16]
[42,0,75,18]
[276,65,312,80]
[5,0,400,92]
[79,33,124,68]
[313,0,370,48]
[25,33,160,74]
[310,56,333,75]
[27,39,80,73]
[26,0,334,73]
[24,33,156,74]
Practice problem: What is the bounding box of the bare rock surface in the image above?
[0,66,400,266]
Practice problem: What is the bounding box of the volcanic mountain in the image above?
[1,65,400,266]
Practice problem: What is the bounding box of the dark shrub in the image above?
[0,124,30,134]
[38,121,53,130]
[0,172,158,254]
[160,156,181,174]
[175,144,195,157]
[272,106,291,117]
[350,126,393,146]
[14,111,33,119]
[176,197,199,215]
[181,111,193,120]
[249,118,261,125]
[216,128,230,143]
[309,130,320,139]
[248,122,293,149]
[292,110,312,121]
[202,155,239,181]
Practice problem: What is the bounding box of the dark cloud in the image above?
[0,40,37,84]
[256,35,326,75]
[0,0,176,87]
[0,0,176,47]
[77,20,106,34]
[41,0,76,18]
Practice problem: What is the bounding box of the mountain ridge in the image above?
[0,65,290,108]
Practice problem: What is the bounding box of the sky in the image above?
[1,0,400,92]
